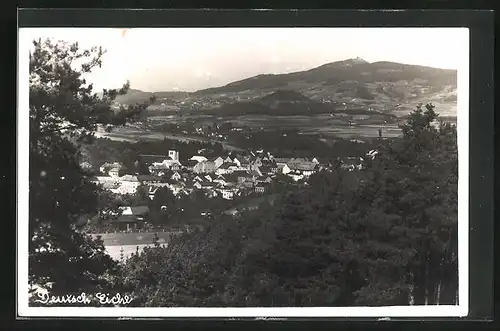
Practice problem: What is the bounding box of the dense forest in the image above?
[28,39,458,308]
[231,129,382,159]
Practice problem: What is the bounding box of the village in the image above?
[86,149,367,199]
[81,147,373,233]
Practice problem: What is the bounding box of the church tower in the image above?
[168,150,179,161]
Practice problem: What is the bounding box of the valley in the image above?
[108,59,457,146]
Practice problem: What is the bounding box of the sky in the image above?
[20,27,469,93]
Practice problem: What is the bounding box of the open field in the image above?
[91,232,177,261]
[95,126,244,151]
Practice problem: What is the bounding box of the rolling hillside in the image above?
[193,58,457,116]
[113,58,457,117]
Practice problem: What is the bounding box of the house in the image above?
[194,181,213,190]
[239,160,251,170]
[288,162,320,177]
[312,157,320,164]
[108,166,122,178]
[170,171,182,181]
[113,175,141,195]
[201,182,214,190]
[190,155,208,163]
[148,163,168,176]
[216,163,232,175]
[152,159,181,170]
[111,205,149,231]
[100,162,124,175]
[102,181,120,190]
[288,173,304,182]
[232,158,241,167]
[137,175,161,185]
[146,182,170,189]
[229,163,244,172]
[169,162,181,171]
[204,174,213,182]
[148,186,159,200]
[194,161,217,174]
[169,184,186,196]
[223,156,233,163]
[257,176,272,184]
[213,175,227,185]
[277,164,292,175]
[212,157,224,169]
[220,189,235,200]
[193,175,204,183]
[120,205,149,219]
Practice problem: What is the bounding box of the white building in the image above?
[108,167,121,178]
[232,158,241,167]
[277,164,292,175]
[100,162,124,175]
[288,173,304,182]
[212,157,224,169]
[220,188,235,200]
[168,150,179,162]
[112,175,140,195]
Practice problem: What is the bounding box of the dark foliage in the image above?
[28,38,150,297]
[118,103,458,307]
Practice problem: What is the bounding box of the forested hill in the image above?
[197,89,336,116]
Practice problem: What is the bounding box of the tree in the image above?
[149,187,176,225]
[253,103,457,306]
[341,103,458,305]
[28,38,150,295]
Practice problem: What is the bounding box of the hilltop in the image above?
[112,58,457,117]
[192,58,457,116]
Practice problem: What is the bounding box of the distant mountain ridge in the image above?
[194,59,456,96]
[112,58,457,117]
[193,58,457,116]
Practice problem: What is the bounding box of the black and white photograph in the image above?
[18,26,470,317]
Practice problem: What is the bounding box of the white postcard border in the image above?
[17,27,470,318]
